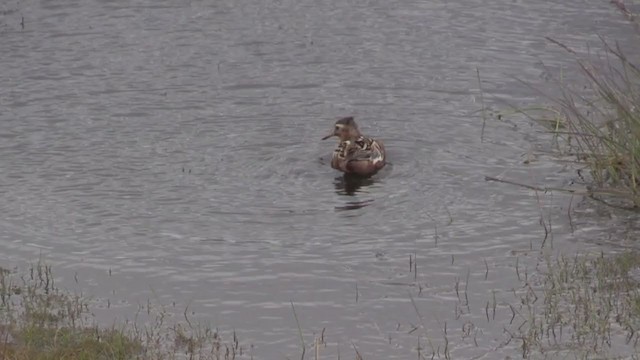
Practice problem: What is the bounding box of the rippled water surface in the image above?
[0,0,637,358]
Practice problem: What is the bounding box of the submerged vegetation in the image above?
[505,251,640,358]
[4,255,640,359]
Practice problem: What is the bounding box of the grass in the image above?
[490,4,640,355]
[0,262,341,360]
[555,46,640,205]
[0,262,242,360]
[2,327,141,360]
[497,6,640,353]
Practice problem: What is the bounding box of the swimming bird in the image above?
[321,117,386,177]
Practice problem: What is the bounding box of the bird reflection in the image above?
[334,174,374,195]
[334,174,375,210]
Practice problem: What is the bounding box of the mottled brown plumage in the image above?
[322,117,386,177]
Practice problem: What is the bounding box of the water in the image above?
[0,0,637,358]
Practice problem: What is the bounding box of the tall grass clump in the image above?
[558,42,640,203]
[0,262,142,360]
[0,262,243,360]
[546,2,640,207]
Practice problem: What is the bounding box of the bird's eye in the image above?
[335,126,340,129]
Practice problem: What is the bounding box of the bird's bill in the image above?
[321,133,334,140]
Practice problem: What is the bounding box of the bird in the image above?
[321,116,386,177]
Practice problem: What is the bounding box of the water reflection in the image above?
[334,174,374,196]
[334,174,375,210]
[335,199,374,211]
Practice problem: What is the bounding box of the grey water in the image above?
[0,0,637,358]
